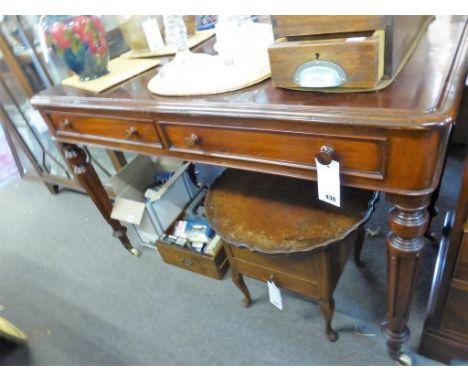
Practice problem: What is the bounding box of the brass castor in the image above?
[124,244,140,257]
[0,316,27,344]
[395,353,413,366]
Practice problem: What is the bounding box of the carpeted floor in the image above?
[0,144,465,366]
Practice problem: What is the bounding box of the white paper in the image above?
[174,220,187,238]
[346,36,367,42]
[267,280,283,310]
[315,159,341,207]
[142,19,165,51]
[126,214,135,223]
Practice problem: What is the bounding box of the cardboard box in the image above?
[110,155,199,247]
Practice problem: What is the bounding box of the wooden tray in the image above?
[61,56,161,94]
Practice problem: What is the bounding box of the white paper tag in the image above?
[315,159,341,207]
[127,214,135,223]
[267,280,283,310]
[142,19,165,51]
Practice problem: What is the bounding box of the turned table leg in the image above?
[382,193,431,363]
[63,144,139,256]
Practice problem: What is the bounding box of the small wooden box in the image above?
[156,194,229,280]
[269,30,385,89]
[269,15,432,90]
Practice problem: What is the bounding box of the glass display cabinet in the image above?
[0,15,134,194]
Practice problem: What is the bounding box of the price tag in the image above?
[142,19,165,51]
[267,280,283,310]
[315,159,341,207]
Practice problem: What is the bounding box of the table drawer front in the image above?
[234,258,319,299]
[49,113,161,146]
[161,122,386,178]
[230,246,320,282]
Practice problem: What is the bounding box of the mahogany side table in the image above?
[205,169,378,342]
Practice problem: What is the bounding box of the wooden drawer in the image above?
[268,30,385,89]
[155,190,229,280]
[230,246,320,283]
[233,257,319,299]
[48,113,162,147]
[156,240,229,280]
[161,122,387,179]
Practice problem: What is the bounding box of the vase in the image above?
[42,15,109,81]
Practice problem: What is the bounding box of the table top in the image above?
[32,16,468,129]
[205,169,376,254]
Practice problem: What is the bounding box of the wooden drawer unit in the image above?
[269,16,432,90]
[160,122,387,179]
[48,113,162,148]
[156,239,229,280]
[268,31,385,89]
[155,191,229,280]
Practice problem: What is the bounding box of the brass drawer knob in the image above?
[315,145,335,165]
[185,133,201,147]
[60,118,73,130]
[125,126,139,139]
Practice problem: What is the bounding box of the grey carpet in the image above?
[0,144,465,365]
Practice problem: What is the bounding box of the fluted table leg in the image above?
[63,144,139,256]
[382,193,431,363]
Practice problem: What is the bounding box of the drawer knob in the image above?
[125,126,139,139]
[179,256,193,267]
[60,118,72,130]
[315,145,335,166]
[185,133,201,147]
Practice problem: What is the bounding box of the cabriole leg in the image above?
[320,297,338,342]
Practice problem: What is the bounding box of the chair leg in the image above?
[354,225,366,268]
[231,268,252,308]
[320,298,338,342]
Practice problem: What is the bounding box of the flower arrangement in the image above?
[43,15,109,81]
